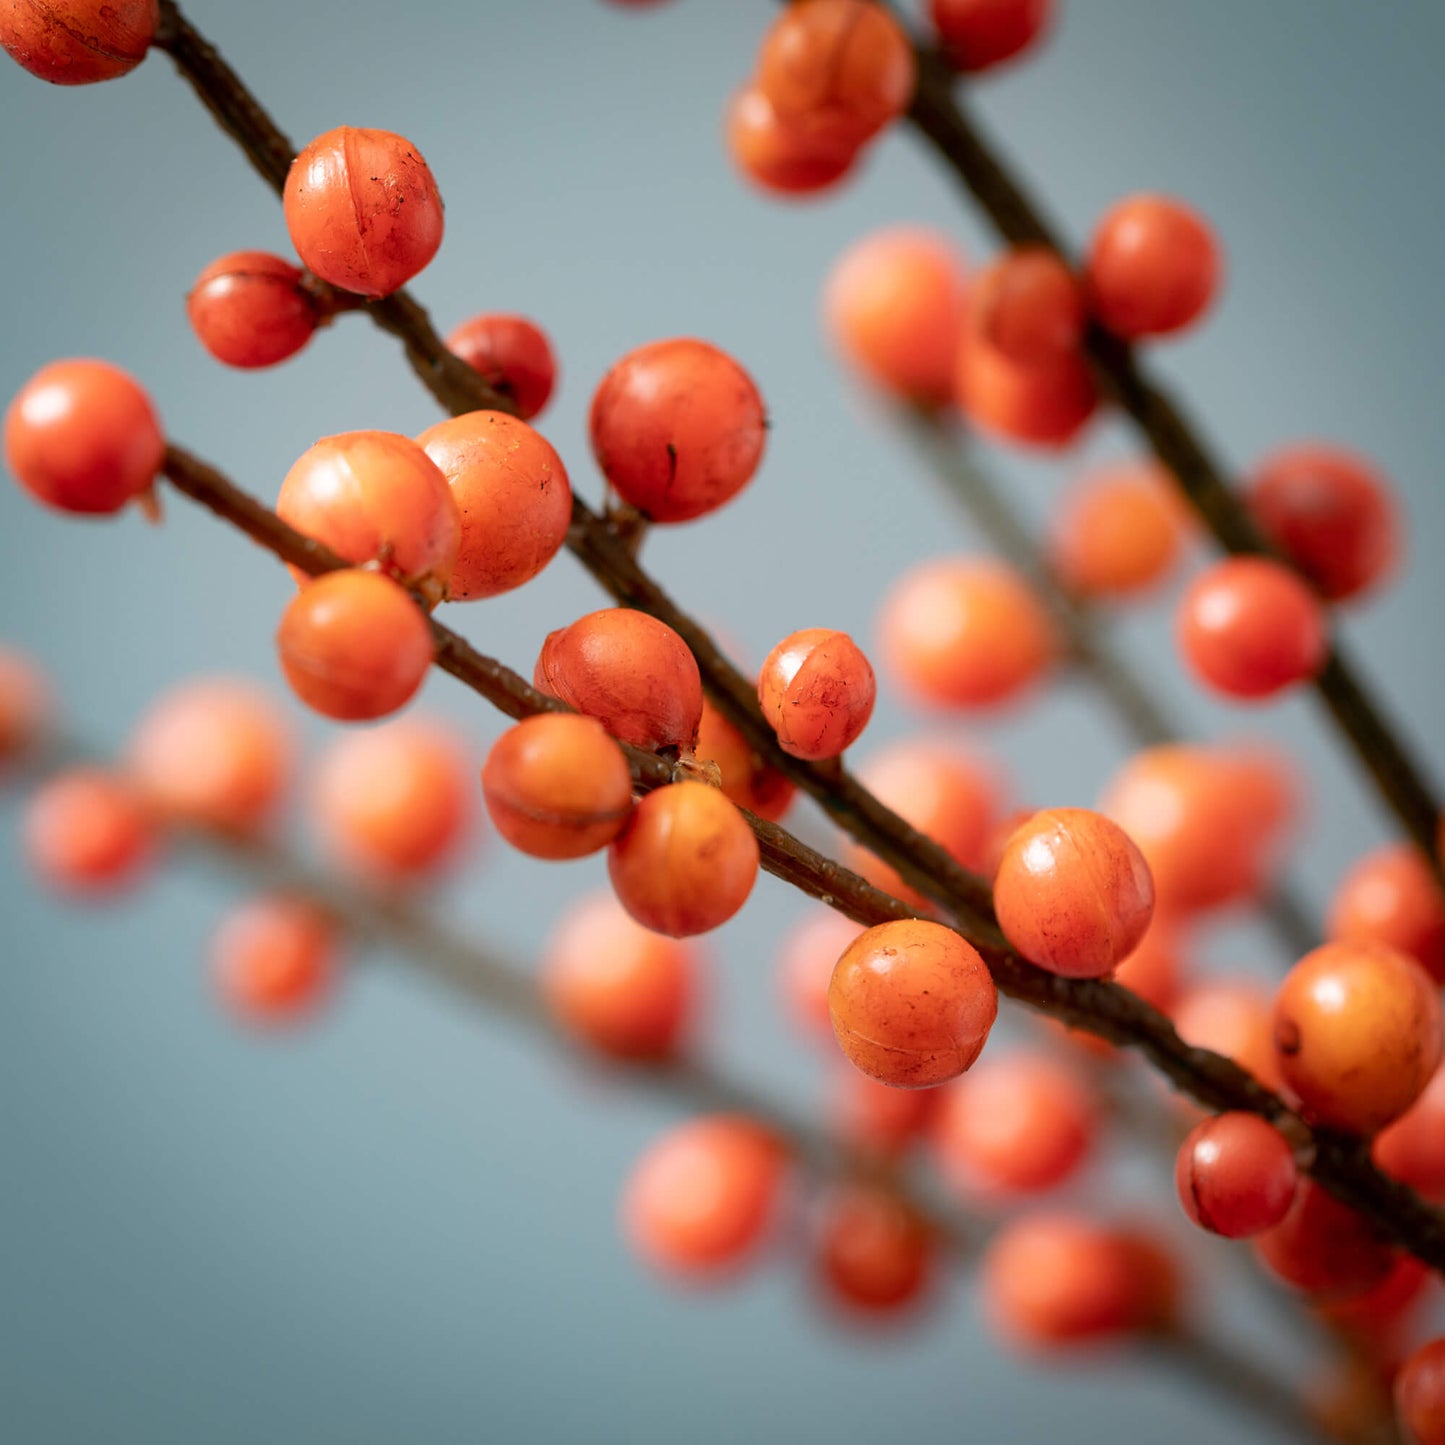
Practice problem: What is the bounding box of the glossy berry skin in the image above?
[879,558,1056,709]
[277,431,460,604]
[933,1051,1096,1197]
[1,0,157,84]
[1247,444,1401,603]
[727,87,858,198]
[126,678,292,834]
[283,126,444,298]
[24,768,155,896]
[312,719,472,879]
[1255,1181,1397,1300]
[695,698,795,823]
[1177,557,1327,700]
[608,782,759,937]
[829,919,997,1089]
[1375,1065,1445,1199]
[481,713,633,861]
[186,252,317,369]
[1329,844,1445,984]
[1051,464,1189,599]
[755,0,916,146]
[778,908,864,1037]
[929,0,1052,72]
[1175,1113,1298,1239]
[1396,1338,1445,1445]
[1086,195,1221,339]
[589,338,766,523]
[823,228,968,406]
[1274,941,1442,1136]
[993,807,1155,978]
[212,896,338,1026]
[816,1185,934,1316]
[758,628,875,760]
[5,358,163,515]
[275,569,434,722]
[417,411,571,600]
[445,314,557,421]
[534,609,703,754]
[622,1115,787,1279]
[828,1068,939,1158]
[0,647,49,769]
[542,892,698,1060]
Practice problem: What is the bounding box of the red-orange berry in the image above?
[1175,1112,1298,1239]
[694,698,796,823]
[5,358,163,515]
[212,895,338,1026]
[1,0,157,84]
[1086,195,1221,339]
[283,126,444,299]
[1178,557,1327,700]
[878,558,1056,709]
[542,891,698,1060]
[929,0,1053,72]
[1375,1064,1445,1200]
[755,0,916,146]
[416,410,571,600]
[1396,1338,1445,1444]
[1274,940,1442,1136]
[311,719,472,879]
[823,228,968,406]
[445,314,557,421]
[778,908,864,1037]
[608,781,759,937]
[126,678,292,834]
[1175,980,1283,1093]
[757,627,875,760]
[993,807,1154,978]
[1051,463,1189,599]
[589,338,767,523]
[829,919,997,1088]
[276,569,434,722]
[277,431,460,604]
[0,647,50,770]
[816,1185,934,1316]
[828,1068,940,1158]
[25,767,155,895]
[481,713,633,861]
[726,87,859,198]
[622,1115,787,1279]
[534,608,703,753]
[1255,1181,1397,1300]
[1329,844,1445,984]
[186,251,318,369]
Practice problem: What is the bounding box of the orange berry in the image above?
[726,87,859,198]
[481,713,633,861]
[828,1067,940,1158]
[283,126,444,298]
[25,767,154,895]
[1247,444,1401,603]
[993,807,1154,978]
[929,0,1053,72]
[416,410,572,600]
[1051,463,1188,598]
[1174,980,1283,1093]
[542,891,698,1060]
[275,568,434,722]
[778,907,864,1037]
[608,781,759,936]
[757,627,875,760]
[823,228,968,405]
[445,313,557,421]
[534,608,703,753]
[755,0,916,146]
[1178,557,1327,700]
[311,718,472,878]
[1,0,158,84]
[1329,844,1445,984]
[186,251,317,370]
[1175,1112,1298,1239]
[694,698,795,823]
[211,895,338,1026]
[1086,194,1221,339]
[589,338,766,523]
[0,647,50,769]
[622,1115,787,1279]
[1274,940,1442,1136]
[126,678,292,834]
[1375,1064,1445,1200]
[1396,1338,1445,1445]
[1255,1181,1397,1300]
[933,1050,1096,1196]
[277,431,460,602]
[816,1185,934,1316]
[5,358,163,515]
[828,919,997,1088]
[1113,915,1188,1015]
[878,558,1056,709]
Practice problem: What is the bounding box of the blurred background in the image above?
[2,1,1443,1440]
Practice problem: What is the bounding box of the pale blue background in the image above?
[1,2,1442,1441]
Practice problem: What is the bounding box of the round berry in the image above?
[828,1067,940,1158]
[1175,1113,1298,1239]
[1051,463,1188,599]
[445,313,557,421]
[929,0,1052,73]
[25,768,154,895]
[816,1185,934,1316]
[778,907,864,1038]
[726,87,859,198]
[1396,1338,1445,1445]
[186,251,318,369]
[1,0,158,84]
[1329,844,1445,984]
[757,627,875,760]
[1255,1181,1396,1300]
[212,895,338,1026]
[694,698,796,823]
[1375,1064,1445,1200]
[1175,980,1283,1093]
